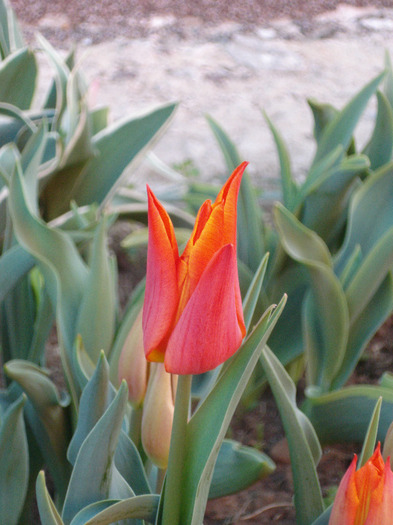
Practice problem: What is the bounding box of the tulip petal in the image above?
[143,186,179,361]
[180,162,247,301]
[329,456,358,525]
[365,457,393,524]
[164,244,245,374]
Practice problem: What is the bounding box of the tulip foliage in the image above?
[3,0,393,524]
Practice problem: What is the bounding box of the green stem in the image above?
[156,468,166,493]
[129,405,143,449]
[161,374,192,525]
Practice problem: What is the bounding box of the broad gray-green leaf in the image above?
[362,90,393,169]
[45,103,177,218]
[0,47,37,109]
[300,155,368,246]
[345,227,393,323]
[178,296,286,525]
[312,71,385,165]
[76,218,116,362]
[0,394,28,525]
[67,353,113,465]
[384,50,393,108]
[274,203,332,267]
[303,384,393,443]
[208,439,275,499]
[307,99,338,143]
[37,33,70,123]
[274,203,349,389]
[8,164,88,403]
[332,272,393,388]
[260,346,324,525]
[115,431,151,496]
[4,360,71,500]
[70,495,159,525]
[0,0,24,56]
[36,471,65,525]
[264,111,297,210]
[335,161,393,274]
[20,122,47,212]
[62,382,133,525]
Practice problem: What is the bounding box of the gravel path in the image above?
[12,1,393,183]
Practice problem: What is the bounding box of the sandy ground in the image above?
[15,3,393,186]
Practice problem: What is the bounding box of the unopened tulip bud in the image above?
[141,362,176,469]
[118,309,148,408]
[329,443,393,524]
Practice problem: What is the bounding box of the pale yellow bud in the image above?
[141,362,176,469]
[118,309,148,407]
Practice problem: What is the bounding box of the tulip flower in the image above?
[142,162,247,375]
[329,443,393,524]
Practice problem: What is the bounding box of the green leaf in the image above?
[4,360,71,501]
[208,439,275,499]
[345,227,393,324]
[264,111,297,210]
[206,114,265,271]
[37,34,70,123]
[260,346,324,525]
[310,506,332,525]
[205,114,242,170]
[36,471,65,525]
[67,353,113,466]
[0,0,24,57]
[300,155,368,246]
[362,90,393,169]
[242,253,269,331]
[307,99,338,143]
[0,47,37,109]
[358,397,382,468]
[76,217,116,362]
[8,163,89,403]
[335,162,393,274]
[274,204,349,389]
[115,431,151,496]
[303,384,393,443]
[62,382,133,525]
[274,203,332,267]
[0,394,28,525]
[312,71,385,166]
[178,295,286,525]
[332,272,393,388]
[70,495,159,525]
[45,103,177,218]
[384,50,393,108]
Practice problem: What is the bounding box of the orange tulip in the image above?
[142,162,247,375]
[329,443,393,524]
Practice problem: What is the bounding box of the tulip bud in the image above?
[329,443,393,524]
[118,309,148,408]
[141,363,176,469]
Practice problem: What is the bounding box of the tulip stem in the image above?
[161,374,192,525]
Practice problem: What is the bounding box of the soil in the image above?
[9,1,393,523]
